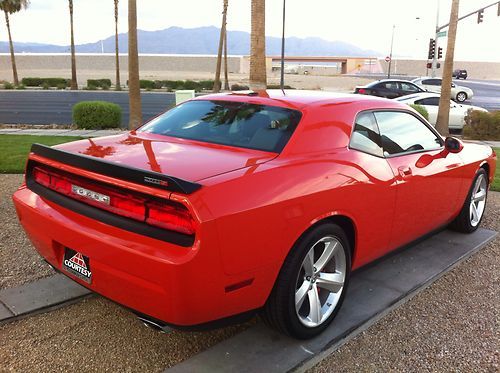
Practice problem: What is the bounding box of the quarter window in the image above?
[415,97,440,106]
[374,111,442,156]
[349,112,383,157]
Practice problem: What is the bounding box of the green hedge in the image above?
[21,77,69,87]
[87,79,112,88]
[409,104,429,120]
[463,110,500,140]
[130,79,215,92]
[72,101,122,129]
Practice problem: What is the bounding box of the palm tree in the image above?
[68,0,77,89]
[213,0,228,92]
[128,0,142,129]
[249,0,266,90]
[0,0,29,86]
[223,23,229,90]
[435,0,460,136]
[114,0,121,90]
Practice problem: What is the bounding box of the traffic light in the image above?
[498,2,500,16]
[477,9,484,23]
[438,47,443,59]
[428,38,436,60]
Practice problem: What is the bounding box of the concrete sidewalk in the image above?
[0,128,126,138]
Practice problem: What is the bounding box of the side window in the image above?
[400,82,419,93]
[349,112,383,157]
[415,97,439,106]
[383,82,398,90]
[374,111,442,156]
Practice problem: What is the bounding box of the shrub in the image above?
[56,83,67,90]
[231,84,250,91]
[72,101,122,129]
[21,77,68,87]
[267,84,295,89]
[199,80,215,90]
[42,82,50,90]
[4,82,14,90]
[87,79,112,89]
[409,104,429,120]
[139,79,155,89]
[463,110,500,140]
[15,84,26,90]
[84,84,98,91]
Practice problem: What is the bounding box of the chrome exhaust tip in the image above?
[137,316,172,334]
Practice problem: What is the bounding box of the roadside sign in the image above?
[437,30,447,38]
[385,56,391,63]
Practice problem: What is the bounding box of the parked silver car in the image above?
[411,77,473,103]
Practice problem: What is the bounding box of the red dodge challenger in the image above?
[13,90,496,339]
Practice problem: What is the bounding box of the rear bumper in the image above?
[12,186,271,327]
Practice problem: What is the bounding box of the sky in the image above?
[0,0,499,62]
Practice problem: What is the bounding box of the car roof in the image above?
[396,92,441,102]
[194,89,404,110]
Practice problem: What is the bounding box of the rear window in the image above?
[139,100,302,153]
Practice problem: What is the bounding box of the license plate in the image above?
[62,248,92,283]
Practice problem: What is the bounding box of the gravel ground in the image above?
[0,297,252,372]
[310,191,500,373]
[0,174,54,289]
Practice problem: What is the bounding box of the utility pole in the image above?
[435,0,460,136]
[431,0,440,77]
[387,25,395,79]
[280,0,286,90]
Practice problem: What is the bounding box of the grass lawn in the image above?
[0,135,82,173]
[492,148,500,192]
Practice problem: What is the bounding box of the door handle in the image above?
[398,166,412,178]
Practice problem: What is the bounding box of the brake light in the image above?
[32,166,195,236]
[358,88,366,94]
[146,202,195,235]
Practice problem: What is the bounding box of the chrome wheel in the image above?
[456,92,467,102]
[295,236,346,328]
[470,173,487,227]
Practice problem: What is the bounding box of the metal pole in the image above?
[387,25,395,79]
[432,0,440,77]
[280,0,286,90]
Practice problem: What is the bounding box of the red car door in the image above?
[374,111,464,250]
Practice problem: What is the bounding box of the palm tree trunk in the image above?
[435,0,460,136]
[4,10,18,85]
[128,0,142,129]
[68,0,78,90]
[114,0,121,90]
[249,0,266,90]
[223,14,229,91]
[213,0,228,92]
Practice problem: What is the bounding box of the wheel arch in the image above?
[297,213,357,267]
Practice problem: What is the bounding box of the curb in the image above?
[0,273,92,324]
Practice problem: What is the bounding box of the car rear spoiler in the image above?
[29,143,202,194]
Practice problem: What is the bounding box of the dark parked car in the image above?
[452,69,468,79]
[354,79,426,99]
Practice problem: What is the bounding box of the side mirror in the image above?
[451,83,456,88]
[445,136,463,153]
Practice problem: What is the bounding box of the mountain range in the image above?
[0,26,380,56]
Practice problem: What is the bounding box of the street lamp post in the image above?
[387,25,395,79]
[280,0,286,90]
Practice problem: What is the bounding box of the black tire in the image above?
[456,91,468,102]
[261,223,351,339]
[450,168,488,233]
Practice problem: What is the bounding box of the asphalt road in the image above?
[0,90,176,127]
[0,80,499,127]
[453,79,500,111]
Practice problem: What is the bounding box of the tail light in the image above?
[358,88,366,94]
[32,166,195,236]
